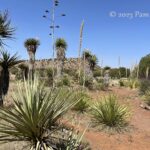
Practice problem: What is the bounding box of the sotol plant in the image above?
[91,94,130,131]
[0,76,81,149]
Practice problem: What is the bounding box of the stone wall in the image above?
[22,58,93,77]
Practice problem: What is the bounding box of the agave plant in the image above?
[55,38,67,81]
[24,38,40,79]
[0,76,81,149]
[91,94,130,131]
[0,11,15,47]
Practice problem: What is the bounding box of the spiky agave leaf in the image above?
[0,76,81,149]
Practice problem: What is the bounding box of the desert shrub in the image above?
[0,76,81,149]
[57,74,71,87]
[119,79,128,87]
[139,54,150,79]
[104,66,111,70]
[93,68,101,77]
[119,67,130,78]
[139,79,150,95]
[15,63,28,80]
[143,90,150,106]
[119,80,125,87]
[44,67,57,86]
[109,68,119,79]
[10,67,18,75]
[91,94,130,131]
[126,78,139,89]
[15,70,23,80]
[36,68,46,77]
[110,68,130,79]
[95,82,105,90]
[46,67,56,78]
[79,73,93,90]
[63,68,76,77]
[73,92,90,113]
[95,78,106,90]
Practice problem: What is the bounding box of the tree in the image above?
[0,50,21,105]
[0,11,15,47]
[24,38,40,79]
[55,38,67,81]
[139,54,150,79]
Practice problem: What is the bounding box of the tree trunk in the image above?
[56,47,65,82]
[28,51,35,80]
[0,66,3,106]
[2,68,9,95]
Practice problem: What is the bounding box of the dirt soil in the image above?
[64,87,150,150]
[1,84,150,150]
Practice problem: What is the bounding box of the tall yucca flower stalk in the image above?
[78,20,84,82]
[0,76,81,149]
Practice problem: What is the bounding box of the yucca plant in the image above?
[55,38,67,81]
[91,94,130,131]
[0,76,81,149]
[0,11,15,47]
[24,38,40,79]
[0,50,22,106]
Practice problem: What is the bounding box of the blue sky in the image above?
[1,0,150,68]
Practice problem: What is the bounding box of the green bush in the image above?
[36,68,46,77]
[93,68,101,77]
[143,90,150,106]
[46,67,56,78]
[73,92,90,113]
[91,94,130,131]
[139,54,150,79]
[57,74,71,87]
[139,79,150,95]
[127,78,139,89]
[119,80,125,87]
[63,68,76,77]
[79,73,93,89]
